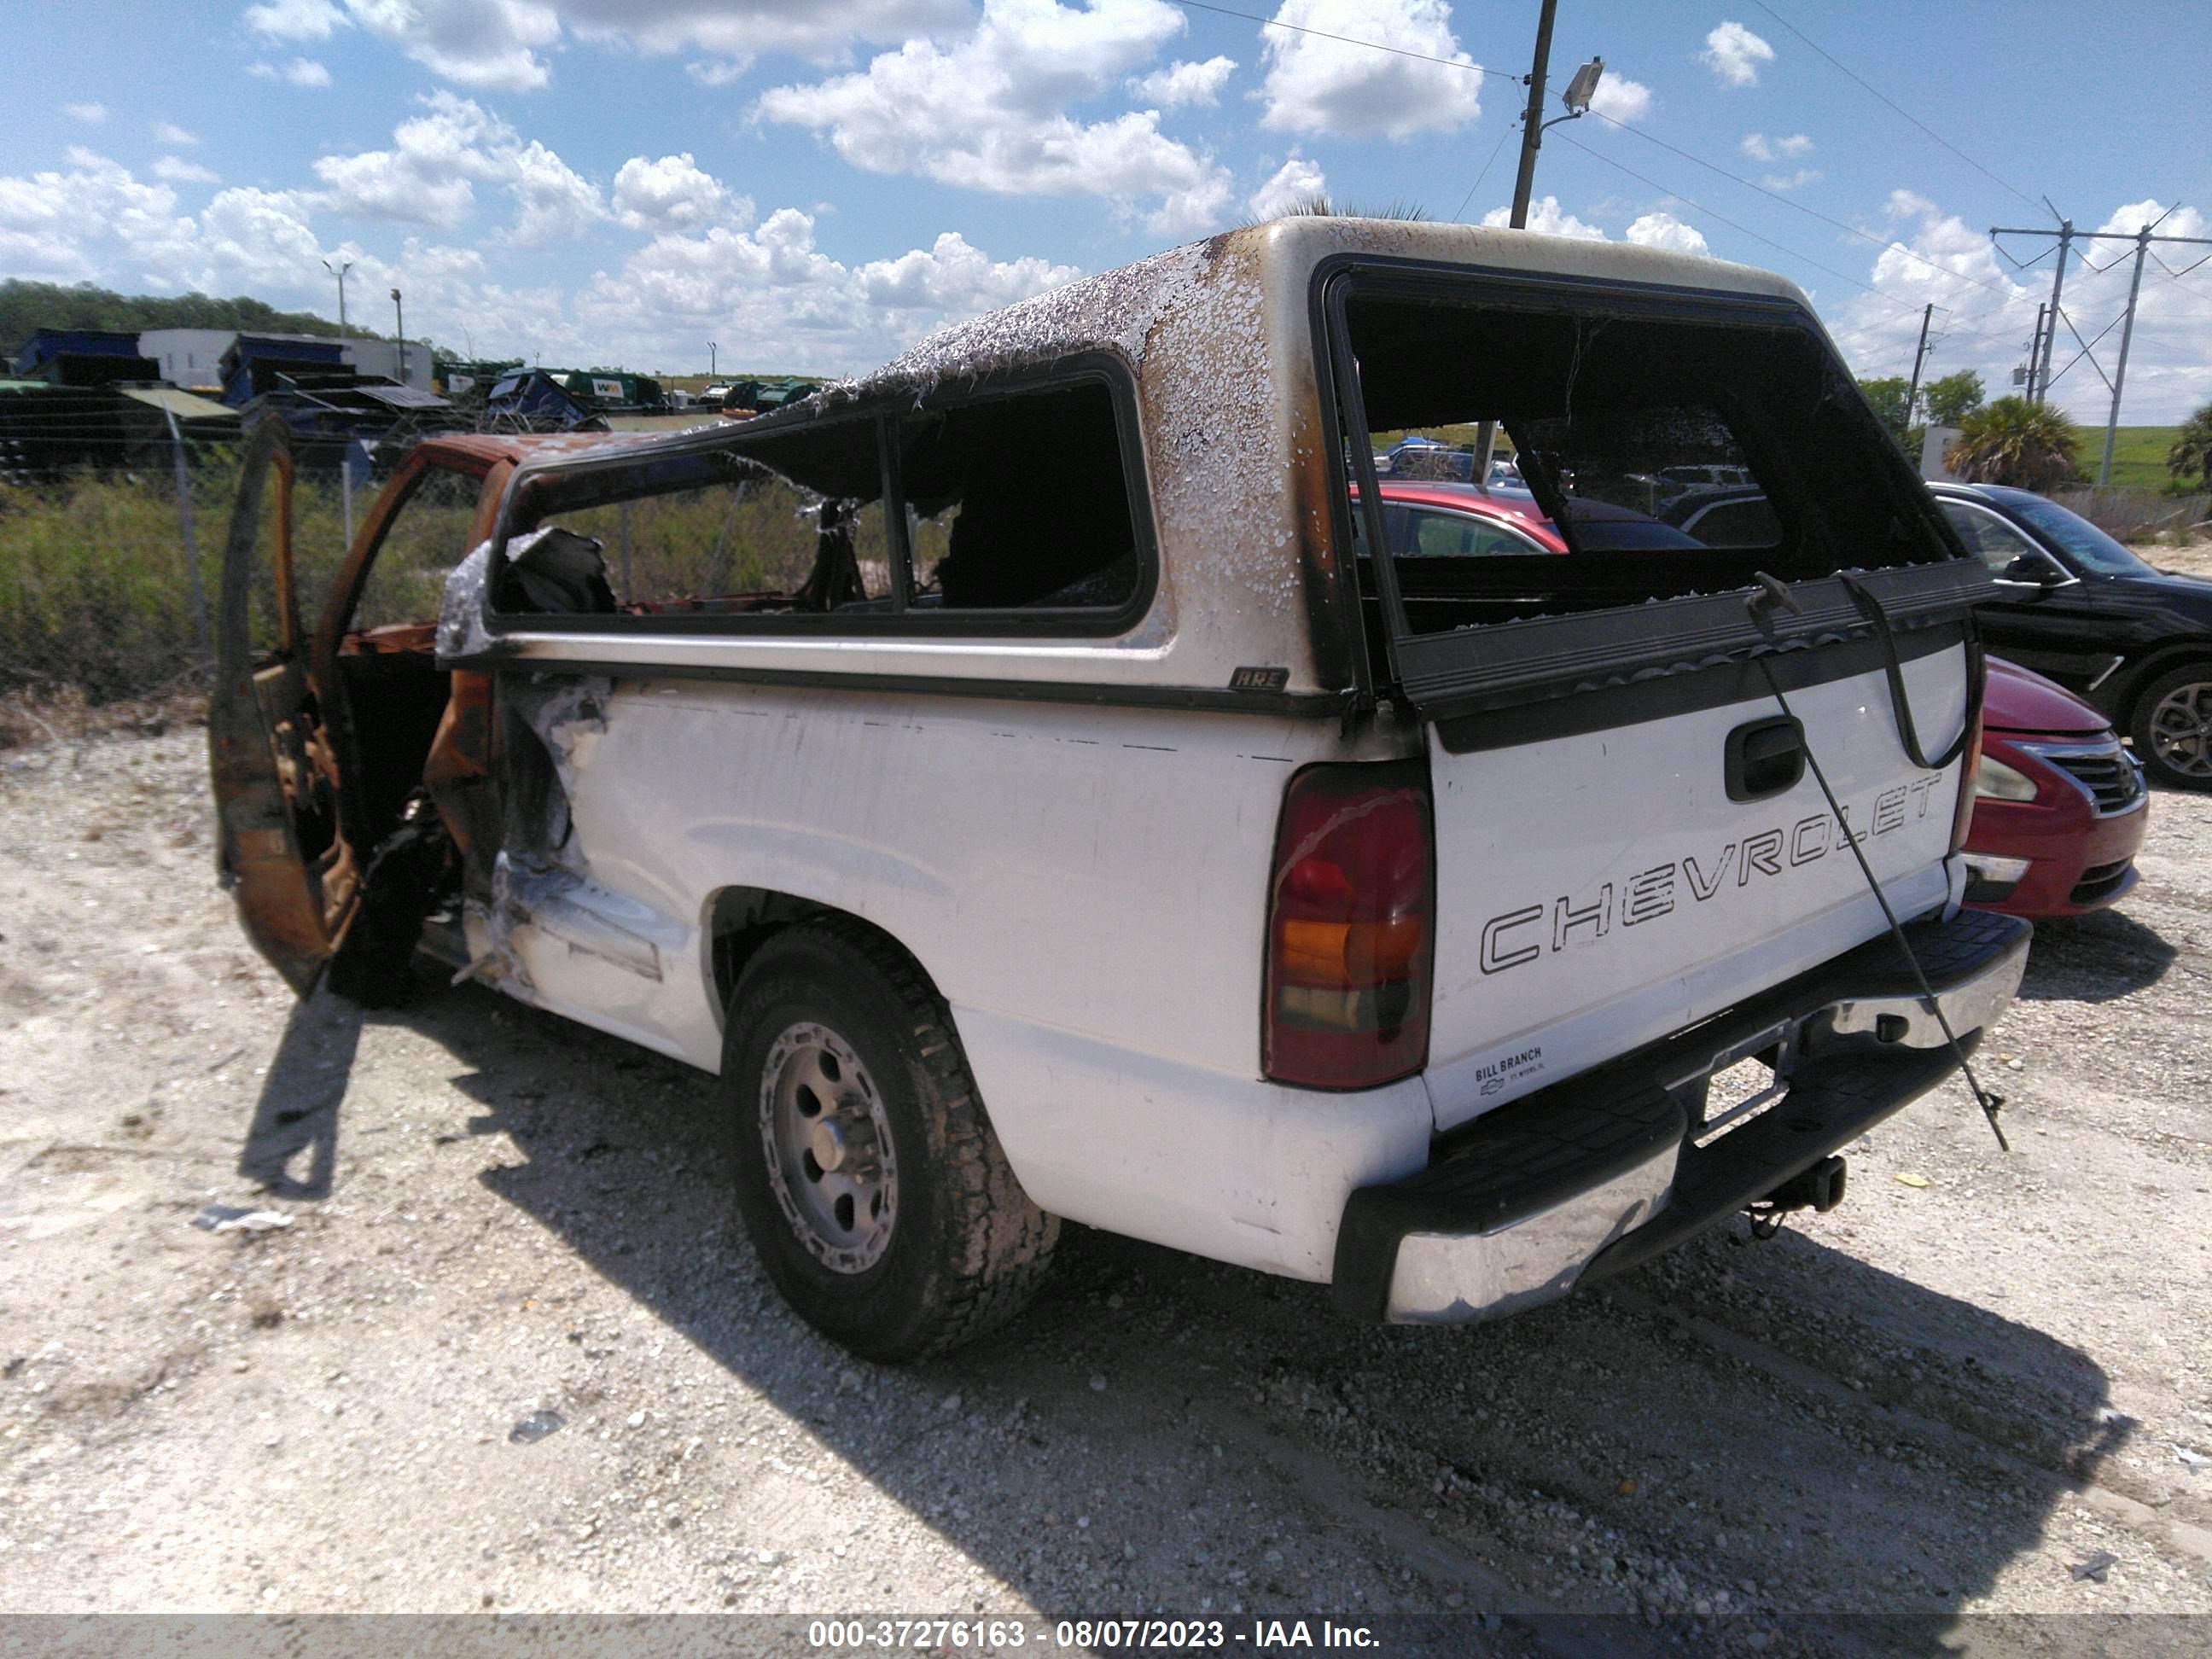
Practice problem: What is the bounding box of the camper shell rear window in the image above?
[1335,274,1955,632]
[1320,261,1979,715]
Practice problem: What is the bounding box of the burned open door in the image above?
[207,417,355,992]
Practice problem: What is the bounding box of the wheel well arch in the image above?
[2114,641,2212,720]
[704,887,941,1027]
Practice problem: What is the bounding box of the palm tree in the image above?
[1944,398,2080,491]
[2168,403,2212,492]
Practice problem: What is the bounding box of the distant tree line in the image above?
[1856,370,1987,448]
[0,278,403,365]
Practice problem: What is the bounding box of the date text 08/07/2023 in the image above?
[806,1618,1382,1650]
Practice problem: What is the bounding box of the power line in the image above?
[1176,0,2050,341]
[1551,132,1904,310]
[1554,130,2026,353]
[1167,1,1519,81]
[1586,108,2034,310]
[1743,0,2046,215]
[1453,125,1516,223]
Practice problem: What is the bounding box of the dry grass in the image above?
[0,682,205,754]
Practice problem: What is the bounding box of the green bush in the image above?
[0,460,362,701]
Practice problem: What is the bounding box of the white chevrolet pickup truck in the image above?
[211,218,2028,1359]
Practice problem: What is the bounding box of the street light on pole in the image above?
[390,288,405,385]
[1481,17,1600,486]
[1509,18,1604,229]
[321,256,353,336]
[709,341,719,378]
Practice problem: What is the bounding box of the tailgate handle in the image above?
[1726,715,1804,801]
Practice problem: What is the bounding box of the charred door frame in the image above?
[208,417,335,992]
[308,447,507,864]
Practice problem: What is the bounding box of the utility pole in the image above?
[1905,303,1936,426]
[2099,226,2153,488]
[2034,222,2069,405]
[390,288,405,385]
[2023,302,2046,396]
[1509,0,1562,228]
[1994,210,2212,467]
[709,341,719,379]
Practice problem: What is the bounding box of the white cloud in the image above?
[356,0,562,90]
[1247,154,1327,220]
[153,156,223,185]
[757,1,1234,236]
[311,91,603,242]
[245,0,347,38]
[856,230,1080,312]
[1625,211,1708,256]
[1481,195,1605,241]
[1586,73,1651,124]
[153,122,201,147]
[1700,21,1773,88]
[1474,196,1712,257]
[1760,168,1821,192]
[1740,131,1812,163]
[611,152,748,232]
[0,150,193,282]
[1131,55,1236,107]
[561,0,969,65]
[3,137,1089,382]
[507,139,605,242]
[685,56,753,87]
[258,1,972,92]
[577,208,1080,372]
[1259,0,1483,140]
[249,56,335,85]
[1834,189,2043,410]
[62,102,107,125]
[193,187,333,290]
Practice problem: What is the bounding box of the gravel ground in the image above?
[1,730,2208,1654]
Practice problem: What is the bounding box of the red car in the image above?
[1355,489,2147,919]
[1965,658,2149,918]
[1357,480,1570,556]
[1360,480,1721,556]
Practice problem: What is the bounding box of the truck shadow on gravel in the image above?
[265,975,2130,1631]
[2013,909,2178,1004]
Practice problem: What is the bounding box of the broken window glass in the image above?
[1341,287,1942,635]
[487,375,1147,628]
[894,379,1140,612]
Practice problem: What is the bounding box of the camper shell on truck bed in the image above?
[212,219,2026,1359]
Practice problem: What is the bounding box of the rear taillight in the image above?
[1262,762,1435,1090]
[1950,703,1986,853]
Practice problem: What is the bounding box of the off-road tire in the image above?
[722,919,1058,1360]
[2128,661,2212,791]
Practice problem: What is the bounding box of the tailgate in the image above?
[1422,640,1967,1130]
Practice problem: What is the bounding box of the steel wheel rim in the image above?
[759,1021,898,1273]
[2148,681,2212,779]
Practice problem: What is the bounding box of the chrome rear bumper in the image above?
[1332,910,2030,1325]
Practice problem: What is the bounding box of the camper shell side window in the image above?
[480,360,1156,640]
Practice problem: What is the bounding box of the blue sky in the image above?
[6,2,2208,418]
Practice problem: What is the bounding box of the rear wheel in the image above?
[721,920,1057,1360]
[2130,663,2212,790]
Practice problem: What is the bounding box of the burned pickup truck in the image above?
[212,218,2026,1359]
